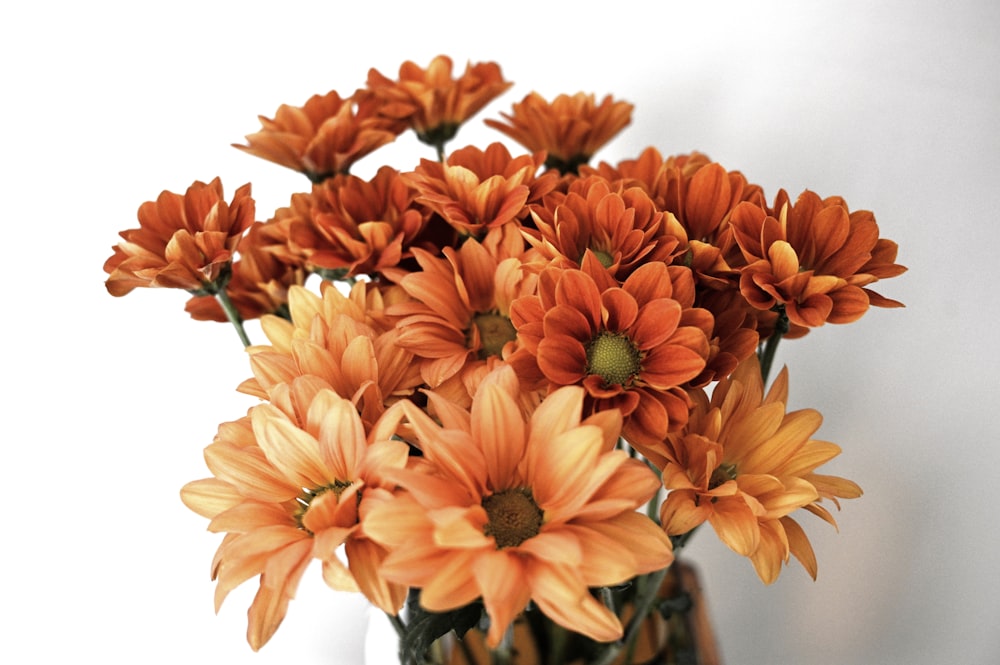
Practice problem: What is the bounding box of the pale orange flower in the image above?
[362,366,673,647]
[403,142,559,237]
[509,263,712,448]
[234,90,402,182]
[658,356,862,583]
[485,92,634,173]
[180,380,411,649]
[104,178,254,296]
[730,190,906,328]
[366,55,512,153]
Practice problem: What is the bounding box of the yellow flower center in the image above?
[482,488,543,549]
[581,248,615,268]
[472,312,517,359]
[585,332,641,386]
[295,479,355,533]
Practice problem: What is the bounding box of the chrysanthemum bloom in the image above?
[485,92,634,173]
[729,190,906,328]
[403,142,559,238]
[234,90,403,183]
[386,230,538,389]
[287,166,430,279]
[362,366,673,647]
[509,263,712,448]
[524,175,681,282]
[180,380,411,649]
[240,281,422,430]
[104,178,254,296]
[366,55,512,155]
[658,356,862,583]
[185,218,308,322]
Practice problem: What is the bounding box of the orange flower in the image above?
[730,190,906,328]
[180,380,411,649]
[485,92,634,173]
[185,218,308,322]
[403,142,559,237]
[366,55,512,153]
[290,166,430,279]
[524,175,681,281]
[104,178,254,296]
[509,263,712,448]
[386,230,537,389]
[658,356,862,583]
[234,90,402,182]
[362,366,673,647]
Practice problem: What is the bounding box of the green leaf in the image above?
[399,590,484,664]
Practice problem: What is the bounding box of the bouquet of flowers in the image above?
[103,55,905,664]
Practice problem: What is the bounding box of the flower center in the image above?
[708,462,738,490]
[472,312,517,359]
[294,479,355,532]
[585,332,641,386]
[482,488,543,549]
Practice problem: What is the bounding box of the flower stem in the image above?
[490,623,515,665]
[757,306,789,385]
[214,288,251,347]
[591,566,670,665]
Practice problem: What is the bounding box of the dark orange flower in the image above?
[485,92,634,173]
[658,356,862,584]
[366,55,512,154]
[730,190,906,328]
[510,263,712,448]
[363,366,673,647]
[234,90,402,182]
[181,380,411,650]
[104,178,254,296]
[403,142,559,237]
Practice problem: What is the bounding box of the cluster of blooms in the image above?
[104,55,905,658]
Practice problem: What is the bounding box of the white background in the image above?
[3,1,998,663]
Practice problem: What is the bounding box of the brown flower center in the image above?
[585,332,641,386]
[708,462,738,490]
[472,312,517,359]
[482,488,543,548]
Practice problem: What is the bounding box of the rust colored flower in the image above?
[730,190,906,328]
[658,356,862,583]
[104,178,254,296]
[509,263,712,448]
[362,366,673,647]
[180,380,411,649]
[403,142,559,237]
[524,175,681,281]
[366,55,512,154]
[234,90,402,182]
[485,92,634,173]
[387,231,537,389]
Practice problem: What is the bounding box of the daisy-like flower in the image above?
[510,263,712,448]
[104,178,254,296]
[234,90,403,183]
[366,55,513,156]
[524,175,681,282]
[403,142,559,238]
[386,230,537,389]
[729,190,906,328]
[362,366,673,647]
[291,165,430,279]
[180,379,411,650]
[658,356,862,583]
[485,92,634,173]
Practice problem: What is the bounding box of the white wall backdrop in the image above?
[4,1,998,663]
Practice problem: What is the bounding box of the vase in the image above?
[433,560,722,665]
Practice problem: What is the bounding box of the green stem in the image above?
[591,566,670,665]
[757,305,788,386]
[214,288,251,348]
[490,622,515,665]
[547,620,569,665]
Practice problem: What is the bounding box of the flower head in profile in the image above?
[180,380,411,650]
[104,178,254,297]
[234,90,403,183]
[486,92,634,173]
[510,263,712,448]
[658,356,862,583]
[367,55,512,155]
[362,366,673,647]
